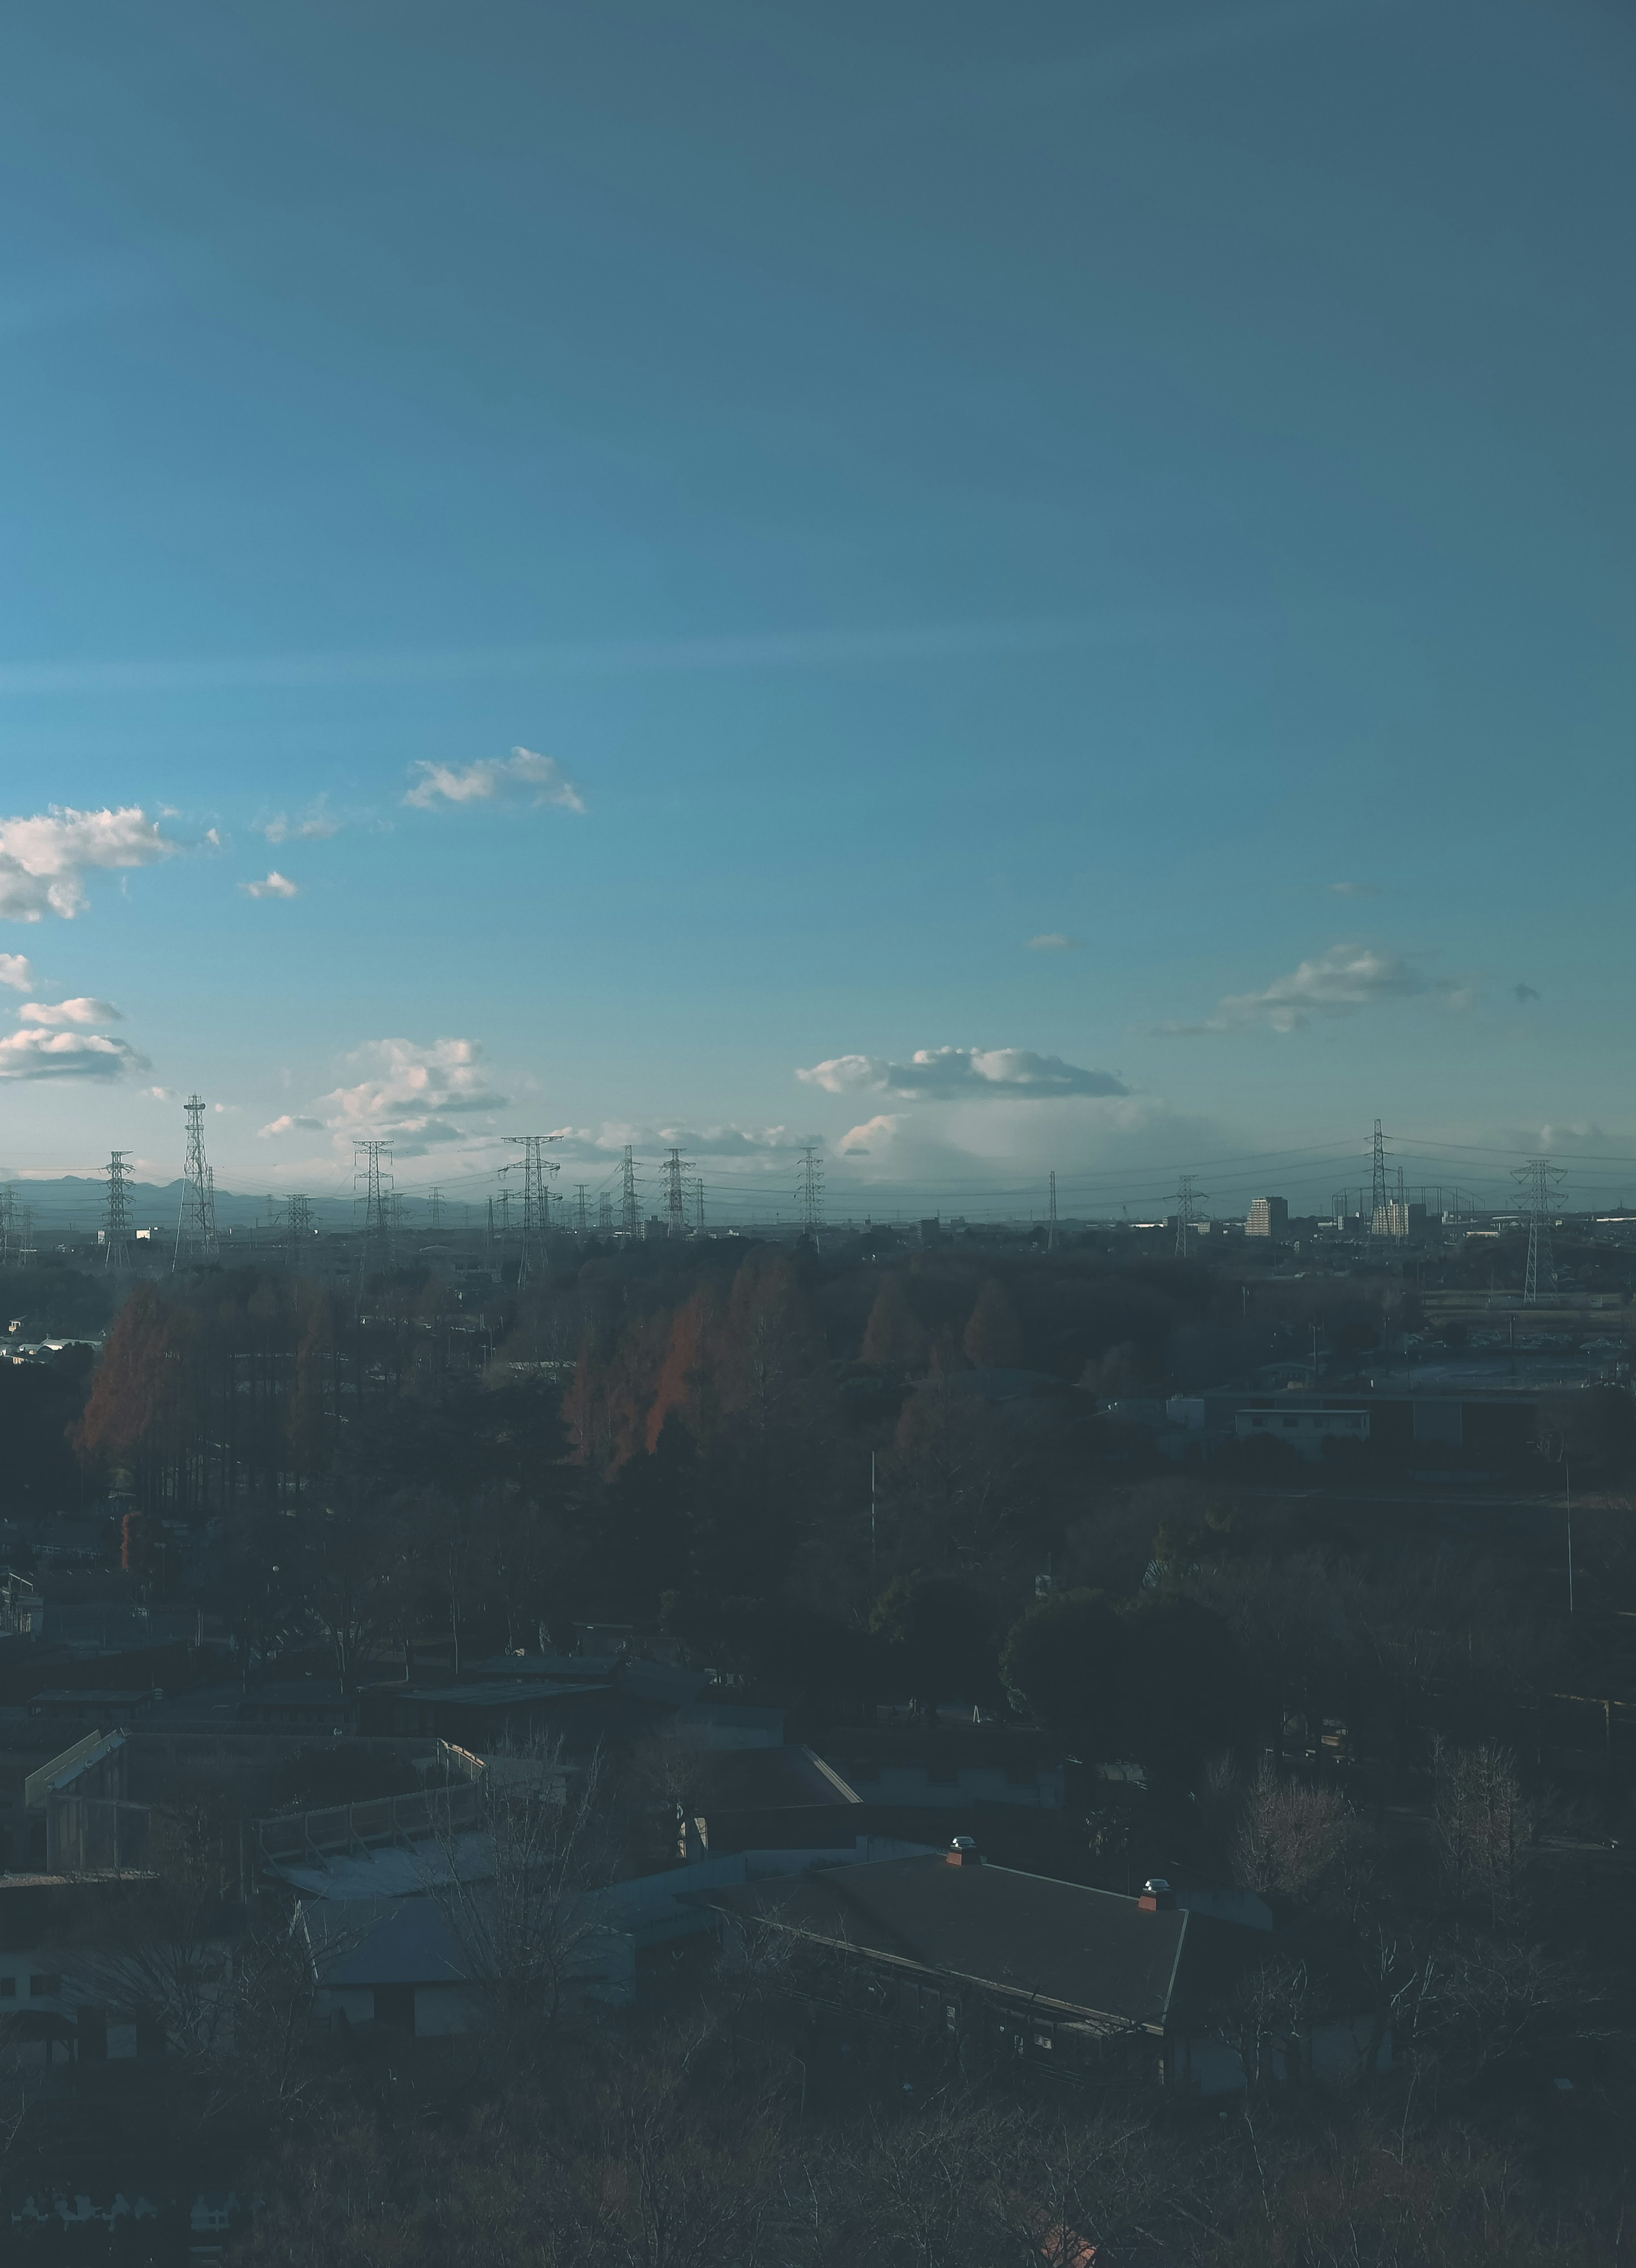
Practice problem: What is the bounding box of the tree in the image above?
[962,1279,1022,1369]
[1115,1592,1244,1790]
[1230,1761,1355,1903]
[1000,1588,1124,1756]
[869,1572,995,1708]
[860,1274,927,1371]
[1433,1740,1533,1927]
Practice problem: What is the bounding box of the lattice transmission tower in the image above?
[0,1187,13,1268]
[796,1146,824,1244]
[597,1190,614,1236]
[283,1193,313,1271]
[1047,1170,1058,1253]
[620,1146,640,1241]
[1369,1118,1392,1236]
[661,1147,689,1236]
[574,1184,589,1236]
[505,1134,562,1286]
[173,1095,219,1271]
[354,1140,395,1279]
[1514,1156,1564,1305]
[103,1152,132,1270]
[1173,1175,1207,1260]
[427,1186,443,1232]
[693,1177,706,1232]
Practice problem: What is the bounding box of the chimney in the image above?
[945,1836,981,1868]
[1138,1876,1174,1912]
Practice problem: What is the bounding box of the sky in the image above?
[2,0,1634,1225]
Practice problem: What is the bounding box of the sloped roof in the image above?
[699,1857,1250,2032]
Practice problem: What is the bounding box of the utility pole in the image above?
[504,1135,562,1286]
[620,1146,640,1242]
[354,1140,395,1280]
[284,1193,312,1271]
[662,1147,689,1237]
[173,1095,219,1272]
[1173,1175,1206,1261]
[1047,1170,1058,1253]
[103,1152,132,1270]
[1514,1156,1564,1305]
[0,1186,12,1268]
[796,1146,824,1245]
[870,1450,878,1575]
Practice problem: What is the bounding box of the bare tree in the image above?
[1432,1740,1533,1926]
[424,1733,619,2054]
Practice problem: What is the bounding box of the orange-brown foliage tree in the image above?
[860,1273,927,1371]
[962,1279,1022,1370]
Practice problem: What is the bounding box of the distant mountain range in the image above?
[0,1177,362,1231]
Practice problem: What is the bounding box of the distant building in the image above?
[1247,1197,1288,1239]
[1372,1202,1427,1239]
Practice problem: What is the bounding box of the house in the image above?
[697,1847,1385,2096]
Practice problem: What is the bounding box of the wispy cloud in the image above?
[404,747,585,813]
[1328,881,1381,899]
[798,1046,1128,1101]
[0,608,1285,702]
[1161,943,1430,1035]
[0,805,175,922]
[241,871,300,900]
[1026,933,1081,952]
[258,1113,324,1138]
[19,997,122,1028]
[263,797,341,845]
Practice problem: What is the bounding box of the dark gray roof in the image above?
[699,1857,1247,2032]
[306,1895,466,1988]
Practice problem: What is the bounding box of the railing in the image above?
[254,1780,484,1868]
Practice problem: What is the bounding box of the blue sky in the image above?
[2,0,1634,1222]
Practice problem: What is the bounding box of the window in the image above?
[0,1979,13,1999]
[1033,2026,1054,2052]
[29,1975,60,1998]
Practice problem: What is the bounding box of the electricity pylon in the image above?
[283,1193,313,1271]
[1514,1156,1564,1305]
[796,1146,824,1244]
[1173,1175,1206,1260]
[662,1147,689,1236]
[1047,1170,1058,1253]
[173,1095,219,1271]
[620,1146,640,1241]
[1369,1118,1391,1236]
[104,1152,133,1269]
[504,1134,562,1286]
[354,1140,395,1279]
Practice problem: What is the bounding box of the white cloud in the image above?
[18,997,123,1027]
[404,747,585,813]
[1329,881,1381,898]
[1026,933,1081,951]
[0,805,174,922]
[317,1036,509,1152]
[839,1113,903,1157]
[242,871,300,900]
[263,798,341,844]
[258,1113,324,1137]
[0,1027,144,1080]
[144,1085,179,1101]
[538,1121,808,1164]
[0,955,33,991]
[1164,943,1429,1035]
[797,1046,1128,1101]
